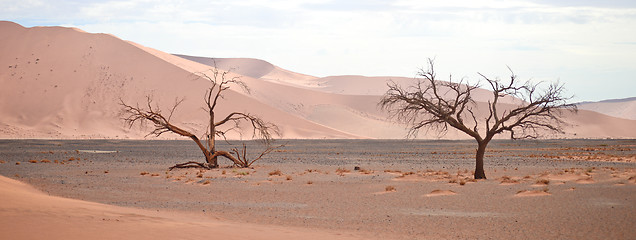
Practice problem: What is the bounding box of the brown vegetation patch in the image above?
[335,168,350,175]
[535,179,550,185]
[269,170,283,176]
[500,176,520,185]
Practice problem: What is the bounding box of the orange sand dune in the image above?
[0,21,353,139]
[0,175,362,240]
[1,20,635,139]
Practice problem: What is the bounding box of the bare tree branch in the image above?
[120,66,280,170]
[379,58,576,179]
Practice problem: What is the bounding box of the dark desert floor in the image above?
[1,139,635,239]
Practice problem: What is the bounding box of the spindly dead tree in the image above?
[121,68,279,169]
[380,59,576,179]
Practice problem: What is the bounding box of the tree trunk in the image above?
[208,111,218,168]
[474,140,488,179]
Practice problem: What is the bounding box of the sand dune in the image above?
[1,20,635,139]
[0,175,362,240]
[0,21,354,139]
[577,97,636,120]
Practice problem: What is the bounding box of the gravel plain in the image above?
[1,139,635,239]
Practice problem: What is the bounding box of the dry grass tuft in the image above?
[0,160,5,164]
[15,162,20,165]
[286,175,293,181]
[269,169,283,176]
[29,160,38,163]
[140,171,149,176]
[40,159,51,163]
[336,168,350,174]
[500,176,519,184]
[536,179,550,185]
[360,169,373,174]
[306,181,314,185]
[151,173,160,177]
[459,179,466,186]
[202,180,211,185]
[385,186,396,192]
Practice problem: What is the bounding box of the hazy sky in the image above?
[3,0,636,102]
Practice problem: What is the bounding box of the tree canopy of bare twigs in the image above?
[379,59,577,179]
[121,67,280,169]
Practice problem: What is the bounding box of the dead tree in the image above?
[121,68,279,169]
[379,59,576,179]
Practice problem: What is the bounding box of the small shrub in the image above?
[536,179,550,185]
[269,170,283,176]
[286,175,293,181]
[140,171,149,176]
[335,168,350,174]
[306,181,314,185]
[41,159,51,163]
[202,180,211,185]
[385,186,396,192]
[501,176,519,184]
[459,180,466,186]
[151,173,159,177]
[15,162,20,165]
[29,160,38,163]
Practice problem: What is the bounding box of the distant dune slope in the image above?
[1,21,635,139]
[577,97,636,120]
[0,21,354,139]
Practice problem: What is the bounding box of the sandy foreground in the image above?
[0,175,363,240]
[1,139,635,239]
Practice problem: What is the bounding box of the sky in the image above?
[2,0,636,102]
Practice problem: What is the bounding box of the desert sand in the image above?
[2,21,636,140]
[1,139,635,239]
[0,175,365,240]
[1,20,636,239]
